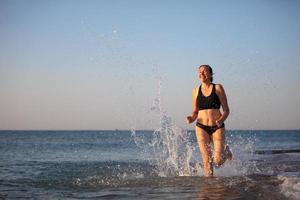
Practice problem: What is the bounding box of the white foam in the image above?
[132,79,195,177]
[278,174,300,200]
[215,134,259,177]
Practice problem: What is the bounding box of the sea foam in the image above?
[278,173,300,200]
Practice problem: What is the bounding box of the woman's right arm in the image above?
[186,88,199,124]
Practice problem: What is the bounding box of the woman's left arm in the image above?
[215,84,230,126]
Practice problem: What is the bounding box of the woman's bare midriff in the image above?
[197,109,222,126]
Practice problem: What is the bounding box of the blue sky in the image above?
[0,0,299,130]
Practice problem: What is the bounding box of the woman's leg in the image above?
[195,127,213,176]
[212,128,232,166]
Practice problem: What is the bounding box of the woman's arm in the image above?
[186,87,199,124]
[215,84,230,126]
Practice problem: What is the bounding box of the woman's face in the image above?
[198,66,211,82]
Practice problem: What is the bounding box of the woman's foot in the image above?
[204,168,214,177]
[225,145,233,161]
[203,160,214,177]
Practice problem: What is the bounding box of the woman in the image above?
[186,64,232,176]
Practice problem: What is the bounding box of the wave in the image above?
[2,160,299,200]
[255,149,300,155]
[4,170,293,200]
[278,173,300,200]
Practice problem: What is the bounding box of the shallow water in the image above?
[0,130,300,199]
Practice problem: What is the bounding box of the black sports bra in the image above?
[197,84,221,110]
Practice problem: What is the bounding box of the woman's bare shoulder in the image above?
[193,86,199,94]
[191,86,199,98]
[215,83,225,93]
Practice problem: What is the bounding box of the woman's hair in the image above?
[199,64,213,82]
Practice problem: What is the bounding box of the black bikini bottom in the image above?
[196,122,225,135]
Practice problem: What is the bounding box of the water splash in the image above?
[132,79,197,177]
[215,131,260,176]
[278,174,300,200]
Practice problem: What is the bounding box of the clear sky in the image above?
[0,0,299,130]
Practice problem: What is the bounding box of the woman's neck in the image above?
[201,81,211,89]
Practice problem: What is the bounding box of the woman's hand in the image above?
[216,119,224,127]
[186,116,195,124]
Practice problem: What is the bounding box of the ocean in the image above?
[0,130,300,199]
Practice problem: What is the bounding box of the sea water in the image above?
[1,130,300,200]
[1,80,300,199]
